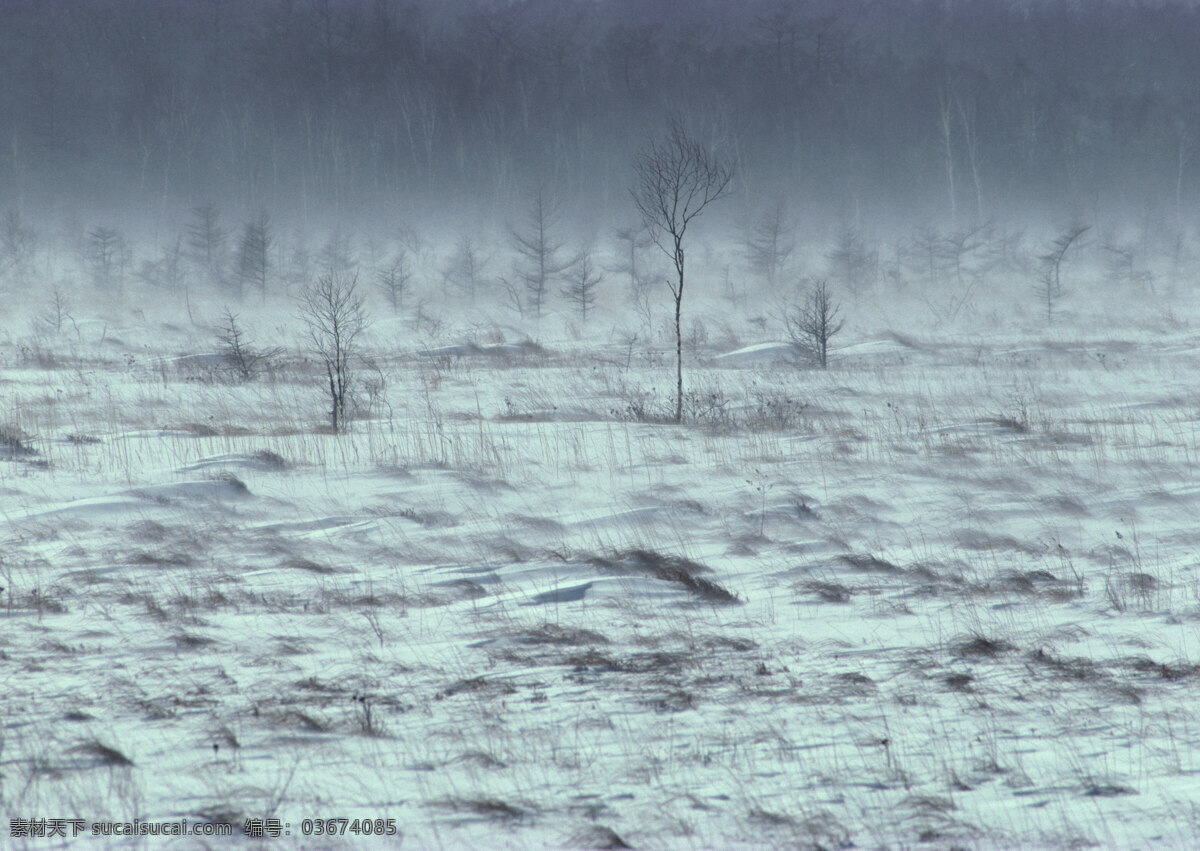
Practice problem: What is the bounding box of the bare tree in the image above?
[940,222,989,290]
[188,202,227,288]
[744,197,795,286]
[138,236,193,321]
[236,210,273,302]
[1101,241,1135,288]
[1175,119,1192,223]
[445,235,486,301]
[906,223,944,286]
[939,91,957,222]
[612,222,653,300]
[139,236,187,292]
[509,187,571,325]
[939,221,991,320]
[562,246,603,325]
[217,308,280,382]
[632,115,734,423]
[88,226,130,293]
[497,275,525,318]
[300,273,369,432]
[38,286,77,337]
[826,217,875,296]
[286,238,314,295]
[1,210,37,287]
[377,249,411,314]
[1035,224,1089,323]
[319,229,356,280]
[784,279,844,368]
[956,94,984,221]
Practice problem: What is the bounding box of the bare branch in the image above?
[783,279,845,369]
[630,115,734,423]
[1035,223,1089,323]
[299,272,368,432]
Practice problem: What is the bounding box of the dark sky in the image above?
[3,0,1197,234]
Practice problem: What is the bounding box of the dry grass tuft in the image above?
[194,806,247,828]
[955,634,1014,658]
[839,553,902,574]
[431,796,528,821]
[1026,648,1101,682]
[126,550,195,567]
[285,558,336,575]
[1123,655,1200,681]
[644,689,696,712]
[566,649,694,675]
[801,580,853,603]
[568,824,633,849]
[592,549,741,604]
[216,472,251,494]
[172,632,216,649]
[748,807,797,826]
[438,677,517,700]
[514,623,610,646]
[944,673,975,692]
[15,588,69,615]
[69,740,134,767]
[1083,781,1136,797]
[0,425,37,457]
[281,710,331,733]
[701,635,757,651]
[252,449,289,470]
[454,750,507,769]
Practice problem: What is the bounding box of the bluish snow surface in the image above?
[3,276,1200,848]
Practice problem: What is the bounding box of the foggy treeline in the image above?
[4,0,1199,234]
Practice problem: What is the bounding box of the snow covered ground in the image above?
[4,274,1200,848]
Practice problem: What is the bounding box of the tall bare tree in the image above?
[236,210,273,302]
[744,197,795,286]
[938,91,957,222]
[826,217,875,296]
[319,229,356,280]
[1,211,37,287]
[446,235,486,301]
[632,116,733,423]
[377,249,411,314]
[188,202,227,288]
[612,222,653,300]
[1035,223,1088,323]
[88,226,130,293]
[562,246,603,325]
[300,272,368,432]
[907,224,943,286]
[509,187,571,326]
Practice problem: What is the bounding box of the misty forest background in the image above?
[2,0,1199,304]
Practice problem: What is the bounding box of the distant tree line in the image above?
[2,0,1199,224]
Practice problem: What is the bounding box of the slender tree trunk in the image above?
[631,116,733,425]
[674,289,683,423]
[940,96,956,223]
[673,241,685,423]
[328,368,338,431]
[956,96,983,221]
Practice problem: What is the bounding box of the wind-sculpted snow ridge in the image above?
[4,302,1200,849]
[588,549,742,605]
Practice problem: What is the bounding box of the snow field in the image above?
[3,284,1200,848]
